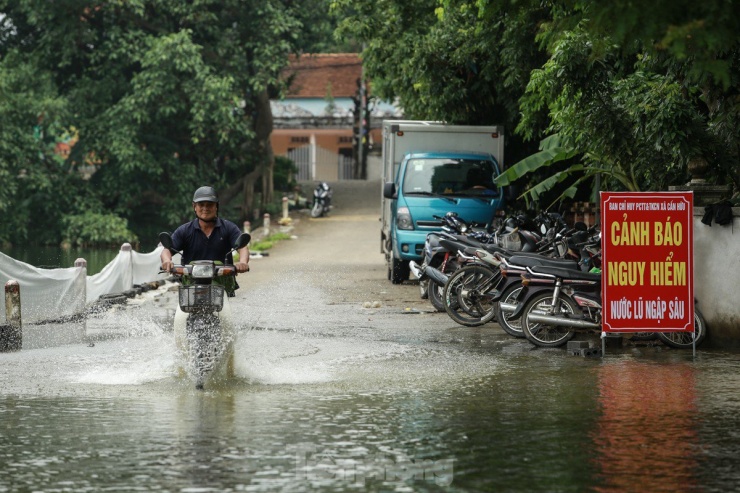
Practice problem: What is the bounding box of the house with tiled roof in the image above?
[271,53,402,181]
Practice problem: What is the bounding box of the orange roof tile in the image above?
[283,53,364,98]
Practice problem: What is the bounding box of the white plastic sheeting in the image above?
[0,252,86,324]
[1,245,173,324]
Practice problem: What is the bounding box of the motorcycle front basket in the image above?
[179,285,225,313]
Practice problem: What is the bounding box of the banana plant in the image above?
[495,133,640,208]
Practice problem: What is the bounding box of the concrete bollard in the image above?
[243,221,251,234]
[263,213,271,238]
[1,280,22,351]
[282,196,289,220]
[74,258,88,341]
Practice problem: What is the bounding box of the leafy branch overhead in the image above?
[335,0,739,207]
[0,0,318,246]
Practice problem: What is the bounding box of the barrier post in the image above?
[282,196,289,220]
[263,213,271,238]
[120,243,134,292]
[1,280,22,351]
[243,221,251,234]
[74,258,88,341]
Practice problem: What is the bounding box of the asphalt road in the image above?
[98,178,520,360]
[231,179,471,339]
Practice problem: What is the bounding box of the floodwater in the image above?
[2,291,740,493]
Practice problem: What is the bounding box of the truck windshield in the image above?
[402,158,499,197]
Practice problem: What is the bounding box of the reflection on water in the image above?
[591,360,699,492]
[2,328,740,492]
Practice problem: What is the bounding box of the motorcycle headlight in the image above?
[191,263,215,279]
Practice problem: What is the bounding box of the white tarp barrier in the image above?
[0,251,86,323]
[1,245,172,324]
[132,247,172,285]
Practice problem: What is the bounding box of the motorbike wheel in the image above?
[311,201,323,218]
[493,282,525,338]
[442,265,499,327]
[657,308,707,349]
[428,261,460,312]
[419,278,429,299]
[428,281,446,312]
[521,292,577,348]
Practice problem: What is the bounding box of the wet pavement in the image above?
[3,180,740,492]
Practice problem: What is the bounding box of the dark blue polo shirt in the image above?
[170,217,243,265]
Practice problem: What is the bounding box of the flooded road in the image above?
[2,181,740,492]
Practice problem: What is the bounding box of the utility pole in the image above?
[359,76,368,180]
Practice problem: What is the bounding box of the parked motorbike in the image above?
[159,231,251,389]
[412,211,558,314]
[514,252,706,349]
[491,223,600,337]
[432,212,576,327]
[410,212,490,310]
[311,182,333,218]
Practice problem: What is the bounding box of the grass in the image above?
[250,232,292,252]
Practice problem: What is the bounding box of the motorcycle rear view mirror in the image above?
[234,233,251,249]
[158,232,179,254]
[574,221,587,231]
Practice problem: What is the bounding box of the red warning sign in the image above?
[600,192,694,332]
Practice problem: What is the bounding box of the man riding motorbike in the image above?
[160,186,250,382]
[160,186,250,276]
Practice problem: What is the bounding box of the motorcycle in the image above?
[411,211,556,313]
[311,182,333,218]
[430,212,576,327]
[491,222,599,337]
[514,250,707,349]
[159,231,251,389]
[410,212,490,310]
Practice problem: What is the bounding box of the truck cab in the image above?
[380,121,506,284]
[383,150,505,282]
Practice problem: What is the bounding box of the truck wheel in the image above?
[390,257,410,284]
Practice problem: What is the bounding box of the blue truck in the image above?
[381,121,506,283]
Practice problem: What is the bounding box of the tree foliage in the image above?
[0,0,311,246]
[333,0,740,208]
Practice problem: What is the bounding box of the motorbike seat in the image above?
[508,255,579,271]
[439,238,476,253]
[529,265,601,281]
[480,243,508,255]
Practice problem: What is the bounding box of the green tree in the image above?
[333,0,739,208]
[331,0,555,187]
[0,0,309,246]
[498,1,740,205]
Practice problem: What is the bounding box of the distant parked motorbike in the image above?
[311,182,333,218]
[159,231,251,389]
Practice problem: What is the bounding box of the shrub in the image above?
[63,212,138,247]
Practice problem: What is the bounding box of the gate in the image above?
[286,144,357,181]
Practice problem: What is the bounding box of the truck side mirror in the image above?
[383,182,397,199]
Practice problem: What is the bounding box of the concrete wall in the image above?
[693,207,740,347]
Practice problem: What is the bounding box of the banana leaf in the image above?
[494,134,577,187]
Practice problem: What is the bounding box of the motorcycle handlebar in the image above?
[166,264,239,277]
